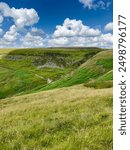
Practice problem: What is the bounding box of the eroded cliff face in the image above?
[33,53,73,69]
[5,53,78,69]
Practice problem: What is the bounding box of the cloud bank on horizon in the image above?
[0,1,113,48]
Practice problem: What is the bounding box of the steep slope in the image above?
[84,70,113,89]
[0,85,112,150]
[0,48,101,99]
[38,50,113,91]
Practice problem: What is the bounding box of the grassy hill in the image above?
[0,48,113,149]
[0,48,102,99]
[37,50,113,91]
[0,85,112,150]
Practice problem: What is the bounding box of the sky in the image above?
[0,0,113,48]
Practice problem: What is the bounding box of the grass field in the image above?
[0,48,113,150]
[0,85,112,150]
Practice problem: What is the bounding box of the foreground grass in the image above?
[0,85,112,150]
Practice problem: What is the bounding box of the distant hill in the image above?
[37,50,113,91]
[0,48,103,99]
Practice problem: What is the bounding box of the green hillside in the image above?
[84,70,113,89]
[0,48,101,99]
[38,50,113,91]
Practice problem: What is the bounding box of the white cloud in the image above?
[3,25,19,42]
[49,37,69,46]
[0,25,19,48]
[104,22,113,31]
[0,2,42,48]
[0,2,112,48]
[49,35,113,48]
[0,2,11,16]
[0,15,3,24]
[30,27,46,37]
[0,28,3,35]
[53,18,101,38]
[21,28,47,47]
[0,2,39,29]
[0,27,47,48]
[79,0,94,9]
[11,8,39,29]
[49,18,113,48]
[79,0,111,9]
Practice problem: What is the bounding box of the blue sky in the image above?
[0,0,113,48]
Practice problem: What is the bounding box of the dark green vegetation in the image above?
[0,48,113,150]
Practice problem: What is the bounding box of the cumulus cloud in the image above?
[0,2,39,29]
[53,18,101,38]
[0,28,3,35]
[49,18,113,48]
[0,2,43,48]
[3,25,19,42]
[30,27,47,37]
[0,2,112,48]
[49,35,113,48]
[0,25,19,47]
[21,28,47,47]
[79,0,111,9]
[104,22,113,31]
[0,27,47,48]
[0,15,3,24]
